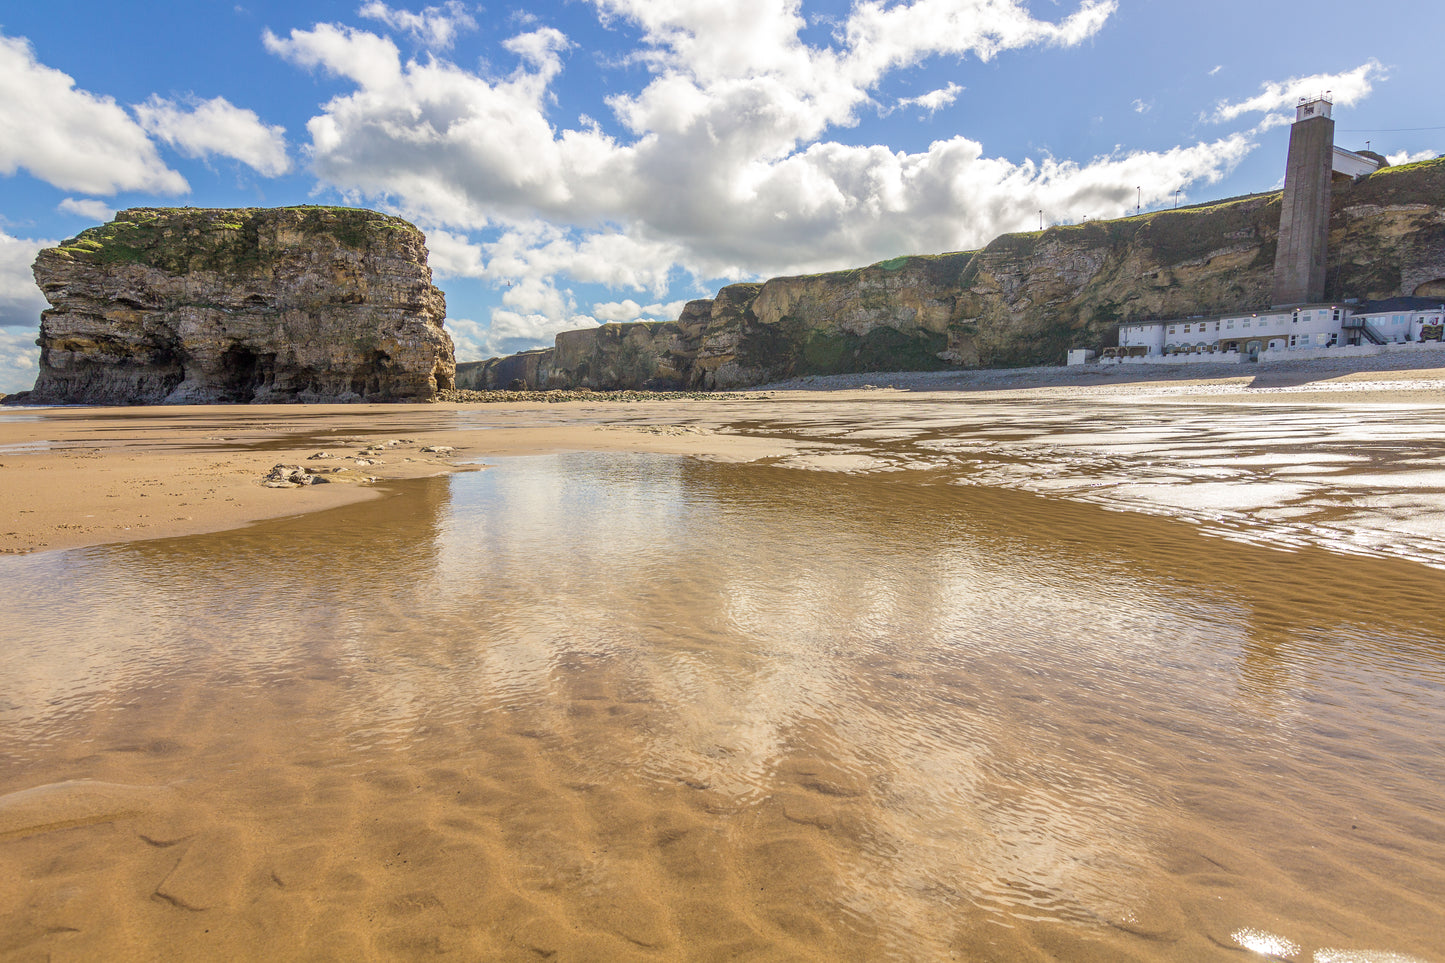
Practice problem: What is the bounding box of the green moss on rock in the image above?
[53,206,422,275]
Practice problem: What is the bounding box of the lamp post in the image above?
[1136,186,1141,214]
[1038,210,1043,231]
[1174,189,1181,209]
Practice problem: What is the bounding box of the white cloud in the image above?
[500,228,682,293]
[0,230,50,393]
[425,228,489,279]
[1386,148,1438,166]
[134,95,291,177]
[0,33,187,195]
[0,230,51,328]
[485,307,599,358]
[428,221,683,291]
[264,2,1199,273]
[358,1,477,49]
[0,325,40,395]
[266,24,590,222]
[265,2,1272,352]
[897,82,962,114]
[1212,60,1384,123]
[263,23,404,87]
[1208,65,1222,77]
[592,298,690,322]
[839,0,1116,79]
[57,198,115,221]
[1131,98,1150,114]
[442,316,491,361]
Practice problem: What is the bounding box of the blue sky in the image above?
[1,0,1441,392]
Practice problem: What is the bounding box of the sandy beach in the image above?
[4,352,1445,556]
[5,352,1445,961]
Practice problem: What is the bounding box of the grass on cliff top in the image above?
[53,206,418,269]
[1365,155,1444,178]
[770,251,976,285]
[1345,155,1445,206]
[977,192,1277,271]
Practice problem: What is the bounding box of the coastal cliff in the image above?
[21,207,455,405]
[465,157,1445,390]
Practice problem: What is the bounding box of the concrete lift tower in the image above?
[1271,97,1335,306]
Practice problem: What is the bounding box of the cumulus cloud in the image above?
[428,221,682,292]
[592,298,690,323]
[897,83,963,114]
[0,33,187,195]
[358,1,477,49]
[265,2,1163,265]
[134,95,291,177]
[263,23,405,87]
[443,316,491,361]
[266,1,1270,349]
[0,230,51,328]
[1386,148,1438,166]
[485,306,599,358]
[265,24,587,221]
[0,326,40,394]
[0,230,50,392]
[489,225,682,294]
[57,198,116,221]
[1131,98,1151,114]
[426,229,489,279]
[1212,60,1384,124]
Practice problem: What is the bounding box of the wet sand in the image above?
[0,402,791,555]
[4,356,1445,960]
[3,454,1444,960]
[4,355,1444,556]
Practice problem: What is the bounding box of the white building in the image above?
[1351,297,1445,344]
[1097,298,1444,364]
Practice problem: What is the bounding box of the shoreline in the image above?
[3,352,1443,556]
[752,348,1445,395]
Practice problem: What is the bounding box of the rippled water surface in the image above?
[4,421,1445,960]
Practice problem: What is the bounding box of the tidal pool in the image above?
[2,443,1444,960]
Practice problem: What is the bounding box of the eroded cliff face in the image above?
[24,207,455,404]
[476,157,1445,389]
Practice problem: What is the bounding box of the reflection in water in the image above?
[2,453,1444,960]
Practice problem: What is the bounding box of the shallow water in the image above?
[3,412,1445,960]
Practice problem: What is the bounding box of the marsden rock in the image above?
[23,206,455,404]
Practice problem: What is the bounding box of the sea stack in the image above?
[22,207,455,404]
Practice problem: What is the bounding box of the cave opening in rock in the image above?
[353,349,394,398]
[219,345,275,402]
